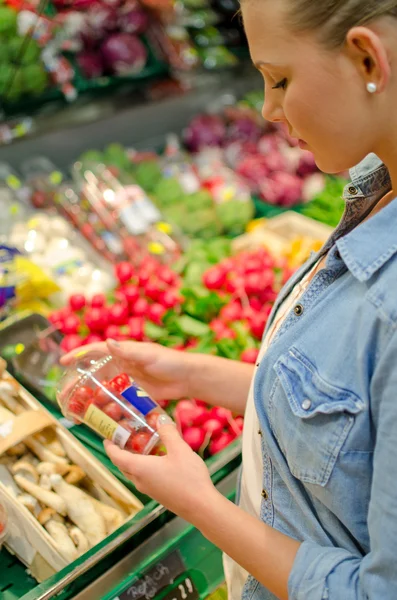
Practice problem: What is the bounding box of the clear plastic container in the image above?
[0,502,8,548]
[57,352,167,454]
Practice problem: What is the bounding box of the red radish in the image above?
[158,289,181,309]
[250,297,262,312]
[158,266,177,286]
[104,324,122,340]
[241,348,260,364]
[232,416,244,435]
[132,297,149,317]
[249,313,267,340]
[225,275,245,293]
[203,266,226,290]
[60,314,80,335]
[183,427,206,452]
[115,262,134,284]
[138,269,151,288]
[91,293,106,308]
[85,308,109,332]
[103,401,123,421]
[127,317,144,341]
[109,303,129,325]
[83,333,103,345]
[208,407,232,427]
[209,432,235,455]
[202,418,223,438]
[126,431,152,453]
[219,301,243,323]
[122,284,139,306]
[145,280,163,301]
[191,406,209,427]
[192,399,207,408]
[218,328,237,341]
[69,294,86,312]
[49,310,65,326]
[148,303,166,325]
[61,335,83,353]
[210,318,227,334]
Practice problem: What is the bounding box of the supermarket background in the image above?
[0,1,348,599]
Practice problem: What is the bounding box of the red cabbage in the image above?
[87,3,119,38]
[77,50,104,79]
[183,114,226,152]
[119,1,149,35]
[260,172,303,207]
[226,117,262,143]
[100,33,147,75]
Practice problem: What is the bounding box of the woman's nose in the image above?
[261,93,286,124]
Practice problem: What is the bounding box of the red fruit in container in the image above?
[209,432,235,455]
[61,335,83,353]
[109,303,129,325]
[69,294,86,312]
[148,303,166,325]
[122,284,140,306]
[126,431,153,454]
[183,427,206,452]
[115,262,134,284]
[127,316,144,341]
[91,294,106,308]
[61,314,80,335]
[103,401,123,421]
[191,406,209,427]
[85,308,109,332]
[57,352,169,454]
[104,324,122,340]
[241,348,260,364]
[132,297,149,318]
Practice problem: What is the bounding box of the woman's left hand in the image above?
[104,418,219,522]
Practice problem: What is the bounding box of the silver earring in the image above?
[367,82,377,94]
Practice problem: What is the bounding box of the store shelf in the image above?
[0,439,240,600]
[74,468,237,600]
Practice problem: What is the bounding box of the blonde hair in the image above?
[285,0,397,47]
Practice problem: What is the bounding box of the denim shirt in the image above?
[243,153,397,600]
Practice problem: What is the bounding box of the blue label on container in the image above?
[121,384,156,416]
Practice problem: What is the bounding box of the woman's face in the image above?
[241,1,383,174]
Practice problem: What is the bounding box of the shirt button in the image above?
[348,185,358,195]
[258,429,262,436]
[302,399,312,410]
[261,489,268,500]
[294,304,304,316]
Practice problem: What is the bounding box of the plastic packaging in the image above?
[0,502,8,548]
[57,352,168,454]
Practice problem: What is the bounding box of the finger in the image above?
[106,339,156,365]
[156,417,185,455]
[60,342,107,365]
[104,440,147,476]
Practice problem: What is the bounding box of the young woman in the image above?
[63,1,397,598]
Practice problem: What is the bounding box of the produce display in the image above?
[57,351,168,454]
[0,358,142,580]
[299,176,346,227]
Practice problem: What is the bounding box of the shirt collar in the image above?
[329,153,395,282]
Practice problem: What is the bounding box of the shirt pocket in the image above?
[269,347,365,486]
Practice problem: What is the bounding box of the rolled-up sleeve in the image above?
[288,329,397,600]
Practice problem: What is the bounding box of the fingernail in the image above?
[108,338,120,347]
[157,414,174,426]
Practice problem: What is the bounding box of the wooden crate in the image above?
[0,369,143,582]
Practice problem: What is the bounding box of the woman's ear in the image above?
[345,26,391,92]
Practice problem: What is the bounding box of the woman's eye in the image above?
[272,78,287,90]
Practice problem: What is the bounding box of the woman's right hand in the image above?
[61,339,192,402]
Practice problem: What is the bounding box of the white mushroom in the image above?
[14,475,67,516]
[24,437,69,465]
[90,498,124,534]
[0,381,23,414]
[34,432,66,458]
[64,465,86,485]
[37,462,69,477]
[17,494,40,516]
[39,474,52,490]
[38,508,78,563]
[11,461,39,484]
[69,527,90,555]
[49,474,106,546]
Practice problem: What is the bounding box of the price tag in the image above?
[161,577,199,600]
[117,549,186,600]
